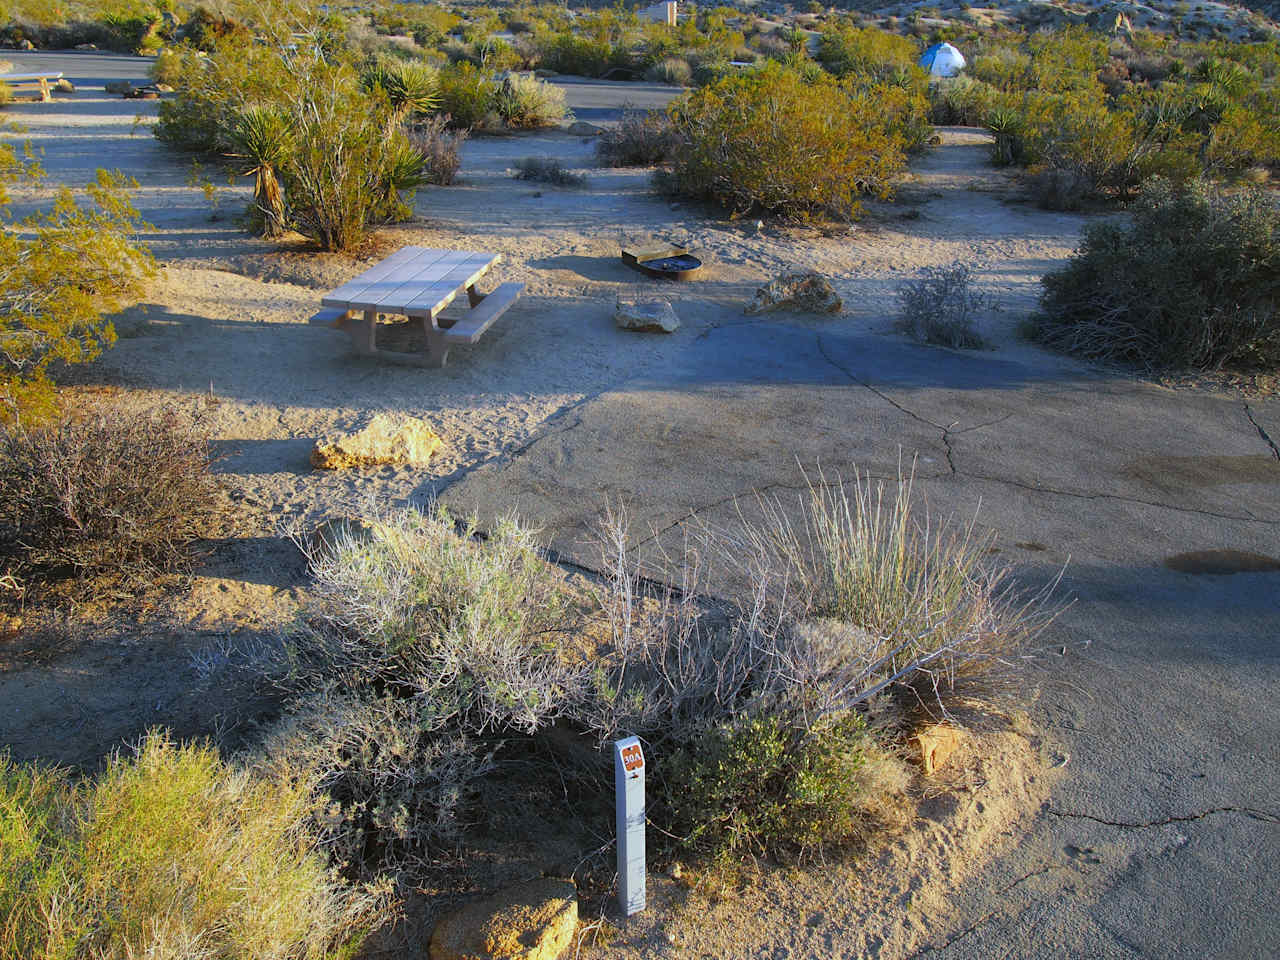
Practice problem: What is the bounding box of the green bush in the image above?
[155,36,431,250]
[662,63,920,219]
[492,72,569,129]
[0,153,152,422]
[0,408,220,588]
[1036,179,1280,371]
[512,156,586,187]
[0,732,386,960]
[435,61,497,128]
[659,713,907,862]
[646,56,693,85]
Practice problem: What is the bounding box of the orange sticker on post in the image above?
[621,743,644,773]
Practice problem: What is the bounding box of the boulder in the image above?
[104,80,134,96]
[429,878,578,960]
[54,78,74,94]
[744,272,842,315]
[74,42,97,50]
[615,296,679,333]
[311,413,443,470]
[566,120,603,136]
[915,722,966,776]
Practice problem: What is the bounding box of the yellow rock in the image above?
[429,879,578,960]
[311,414,442,470]
[915,722,965,776]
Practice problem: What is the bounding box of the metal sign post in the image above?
[614,736,646,916]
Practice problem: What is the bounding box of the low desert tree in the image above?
[0,143,153,424]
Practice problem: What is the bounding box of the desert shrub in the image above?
[0,732,386,960]
[275,509,584,873]
[434,61,497,128]
[1036,178,1280,371]
[663,63,916,219]
[575,470,1056,860]
[896,263,989,348]
[155,36,430,250]
[512,156,586,187]
[492,72,569,128]
[596,107,682,166]
[0,407,220,587]
[537,30,619,77]
[646,55,693,85]
[817,23,921,80]
[0,153,152,422]
[408,113,467,185]
[658,712,908,862]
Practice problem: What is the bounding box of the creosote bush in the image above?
[0,150,152,422]
[409,114,467,186]
[0,407,221,588]
[0,732,387,960]
[1035,178,1280,371]
[896,263,990,349]
[662,63,923,220]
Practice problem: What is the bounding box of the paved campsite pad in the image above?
[443,328,1280,958]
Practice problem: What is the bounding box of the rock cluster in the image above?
[744,272,842,315]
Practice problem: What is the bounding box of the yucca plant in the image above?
[377,135,429,222]
[361,60,439,124]
[985,105,1024,165]
[230,106,293,237]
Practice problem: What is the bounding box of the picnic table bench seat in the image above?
[436,282,524,344]
[0,71,64,101]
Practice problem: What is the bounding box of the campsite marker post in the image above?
[614,737,646,916]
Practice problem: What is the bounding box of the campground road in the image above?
[0,50,678,120]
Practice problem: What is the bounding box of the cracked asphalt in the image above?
[442,316,1280,956]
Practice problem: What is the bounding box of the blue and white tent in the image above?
[919,42,966,78]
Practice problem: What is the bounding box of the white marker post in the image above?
[614,736,646,916]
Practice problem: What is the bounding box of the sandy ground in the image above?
[2,73,1277,958]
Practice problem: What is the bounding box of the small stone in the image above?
[311,413,443,470]
[744,272,842,316]
[566,120,604,136]
[615,296,680,334]
[154,82,174,93]
[915,723,965,776]
[74,42,97,50]
[54,78,74,94]
[429,878,578,960]
[20,39,35,51]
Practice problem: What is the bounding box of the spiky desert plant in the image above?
[230,106,292,237]
[361,60,439,124]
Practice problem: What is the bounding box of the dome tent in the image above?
[919,42,965,78]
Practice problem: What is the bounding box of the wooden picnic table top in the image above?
[321,247,501,319]
[0,72,64,81]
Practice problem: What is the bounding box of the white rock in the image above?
[311,413,443,469]
[615,296,680,333]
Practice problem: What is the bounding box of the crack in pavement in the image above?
[962,471,1280,525]
[1046,805,1280,828]
[815,333,959,475]
[1243,401,1280,462]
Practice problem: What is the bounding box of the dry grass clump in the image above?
[895,263,990,350]
[596,108,682,167]
[408,113,467,186]
[512,156,587,187]
[0,732,388,960]
[0,407,220,590]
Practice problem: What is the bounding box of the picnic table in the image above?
[0,71,64,102]
[312,247,524,368]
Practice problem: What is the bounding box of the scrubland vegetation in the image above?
[0,0,1278,951]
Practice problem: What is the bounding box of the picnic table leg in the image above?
[38,77,50,101]
[421,317,450,368]
[466,284,484,308]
